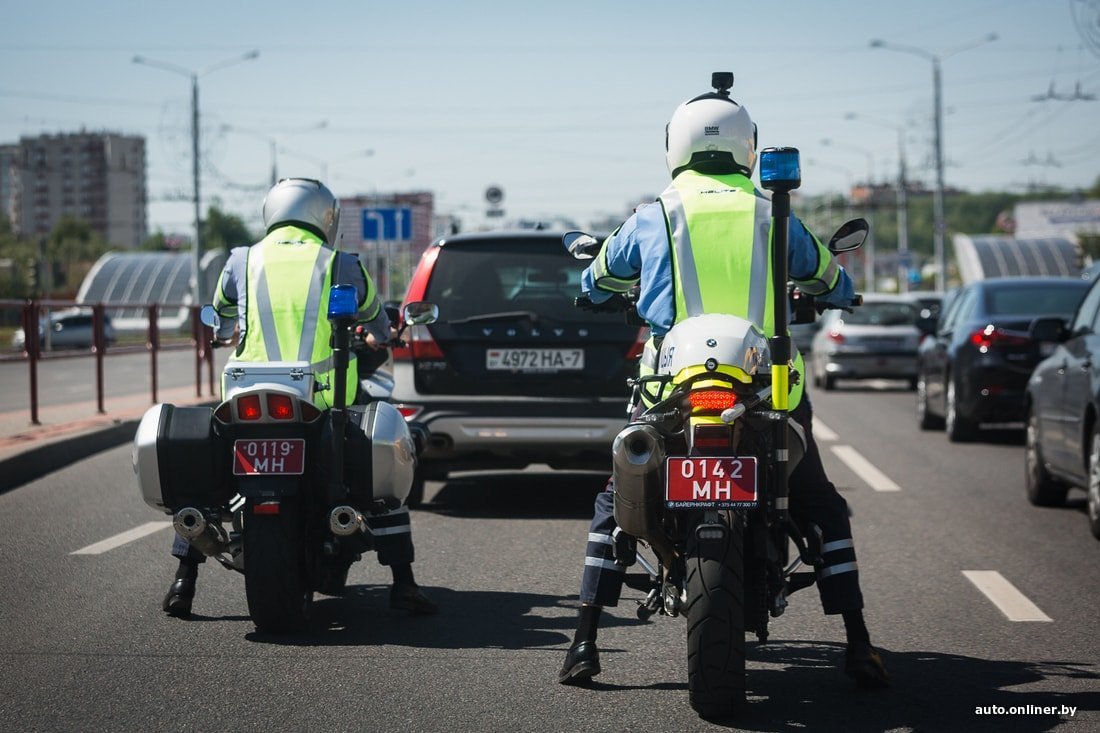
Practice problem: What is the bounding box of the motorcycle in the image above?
[564,147,867,718]
[133,285,438,633]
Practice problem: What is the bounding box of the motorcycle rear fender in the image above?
[235,475,300,500]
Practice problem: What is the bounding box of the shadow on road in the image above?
[422,471,608,520]
[720,640,1100,732]
[245,586,646,651]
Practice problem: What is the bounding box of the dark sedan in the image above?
[1024,274,1100,539]
[916,277,1090,442]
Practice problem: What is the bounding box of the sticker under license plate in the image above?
[665,456,758,509]
[232,439,305,476]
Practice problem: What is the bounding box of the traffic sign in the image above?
[361,207,412,241]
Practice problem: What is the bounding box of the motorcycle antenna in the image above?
[711,71,734,97]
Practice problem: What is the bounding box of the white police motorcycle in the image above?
[134,285,437,633]
[566,147,866,718]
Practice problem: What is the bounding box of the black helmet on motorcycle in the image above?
[262,177,340,244]
[666,72,758,179]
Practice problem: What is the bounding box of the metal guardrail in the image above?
[0,299,218,425]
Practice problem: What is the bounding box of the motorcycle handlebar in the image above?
[573,293,634,313]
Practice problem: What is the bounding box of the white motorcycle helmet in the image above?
[262,177,340,244]
[665,72,758,179]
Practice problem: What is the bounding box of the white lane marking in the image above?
[830,445,902,492]
[962,570,1052,622]
[813,419,838,442]
[71,521,172,555]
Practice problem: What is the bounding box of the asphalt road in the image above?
[1,378,1098,732]
[0,348,212,414]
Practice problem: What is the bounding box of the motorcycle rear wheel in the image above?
[243,497,313,633]
[685,510,746,719]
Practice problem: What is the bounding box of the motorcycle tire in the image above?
[243,497,313,633]
[685,510,746,720]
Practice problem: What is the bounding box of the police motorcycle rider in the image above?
[558,76,890,689]
[161,177,437,617]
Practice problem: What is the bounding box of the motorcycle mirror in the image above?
[383,300,402,326]
[403,301,439,326]
[562,231,601,260]
[199,305,217,328]
[828,218,869,253]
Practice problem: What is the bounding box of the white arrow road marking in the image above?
[71,521,172,555]
[962,570,1052,622]
[813,419,838,442]
[830,445,902,492]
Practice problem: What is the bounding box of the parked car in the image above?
[391,230,644,505]
[11,309,116,351]
[916,277,1090,441]
[809,294,922,391]
[1023,274,1100,539]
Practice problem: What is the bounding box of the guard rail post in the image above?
[148,303,159,404]
[24,300,40,425]
[92,303,106,414]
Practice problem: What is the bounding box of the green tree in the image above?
[202,203,256,254]
[47,216,110,297]
[0,217,36,300]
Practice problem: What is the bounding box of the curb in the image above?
[0,419,143,494]
[0,399,218,494]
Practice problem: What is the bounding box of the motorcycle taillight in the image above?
[688,389,737,412]
[237,395,262,421]
[267,393,295,420]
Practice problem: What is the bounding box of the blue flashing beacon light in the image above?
[759,147,801,193]
[327,284,359,319]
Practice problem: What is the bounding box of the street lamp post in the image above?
[821,138,876,292]
[133,50,260,305]
[846,112,910,293]
[870,33,997,293]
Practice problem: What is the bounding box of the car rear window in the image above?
[425,239,623,323]
[984,283,1088,317]
[841,301,917,326]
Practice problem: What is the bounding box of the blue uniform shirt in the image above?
[581,200,856,336]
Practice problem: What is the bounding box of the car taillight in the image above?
[393,327,445,361]
[395,404,424,420]
[393,245,444,362]
[688,389,737,412]
[827,330,845,344]
[625,327,649,361]
[969,325,1029,351]
[267,394,295,420]
[237,395,262,421]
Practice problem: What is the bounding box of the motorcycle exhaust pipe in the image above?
[329,505,364,537]
[173,507,230,558]
[612,423,676,568]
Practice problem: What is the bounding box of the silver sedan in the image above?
[810,294,922,391]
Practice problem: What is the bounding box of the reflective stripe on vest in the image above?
[237,228,354,407]
[658,172,805,408]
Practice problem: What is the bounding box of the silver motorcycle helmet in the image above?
[262,177,340,244]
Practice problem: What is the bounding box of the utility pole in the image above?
[133,50,259,305]
[845,113,910,292]
[870,33,997,293]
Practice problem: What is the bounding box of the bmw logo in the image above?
[706,339,717,347]
[705,358,718,371]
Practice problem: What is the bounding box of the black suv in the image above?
[392,230,645,504]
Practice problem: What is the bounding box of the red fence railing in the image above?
[0,299,218,425]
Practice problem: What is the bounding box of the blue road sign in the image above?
[361,207,412,241]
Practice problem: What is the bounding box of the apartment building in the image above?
[4,131,146,249]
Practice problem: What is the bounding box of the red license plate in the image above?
[665,456,758,509]
[232,439,305,476]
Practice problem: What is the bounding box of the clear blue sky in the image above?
[3,0,1098,238]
